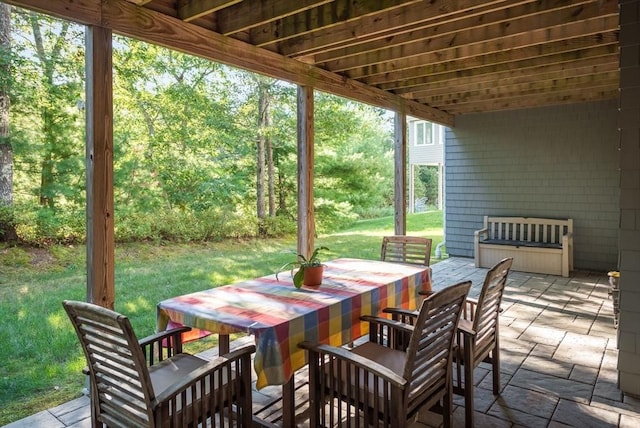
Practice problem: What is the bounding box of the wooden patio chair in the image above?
[381,235,433,266]
[383,257,513,428]
[453,257,513,427]
[299,280,471,428]
[63,300,255,428]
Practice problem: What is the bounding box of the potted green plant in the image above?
[276,246,330,288]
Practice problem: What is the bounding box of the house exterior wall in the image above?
[408,119,444,164]
[444,99,619,272]
[617,0,640,397]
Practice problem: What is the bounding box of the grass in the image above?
[0,211,443,425]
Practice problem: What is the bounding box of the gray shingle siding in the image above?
[444,100,619,272]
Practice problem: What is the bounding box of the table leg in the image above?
[219,334,230,354]
[282,374,295,427]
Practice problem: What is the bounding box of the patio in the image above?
[4,256,640,428]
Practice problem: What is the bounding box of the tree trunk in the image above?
[0,4,17,241]
[267,137,275,217]
[0,3,12,206]
[256,82,268,235]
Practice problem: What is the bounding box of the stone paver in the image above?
[554,332,608,368]
[495,384,559,419]
[510,368,595,405]
[552,398,620,427]
[4,257,640,427]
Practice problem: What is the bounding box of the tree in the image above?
[416,165,439,207]
[256,76,278,236]
[0,3,11,205]
[9,11,85,215]
[0,3,17,241]
[28,13,84,209]
[256,79,267,234]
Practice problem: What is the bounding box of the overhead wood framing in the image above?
[6,0,618,120]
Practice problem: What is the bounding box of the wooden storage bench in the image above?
[474,216,574,277]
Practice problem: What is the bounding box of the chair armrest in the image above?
[139,326,192,365]
[457,318,476,337]
[153,344,256,404]
[474,227,489,241]
[361,314,414,334]
[562,232,573,246]
[298,341,405,388]
[361,314,414,350]
[381,307,418,325]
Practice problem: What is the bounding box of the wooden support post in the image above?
[297,86,315,259]
[394,111,407,235]
[85,25,115,309]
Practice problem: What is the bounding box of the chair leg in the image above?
[455,352,462,391]
[492,347,500,395]
[443,389,452,428]
[463,337,474,428]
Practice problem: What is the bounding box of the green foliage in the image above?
[13,204,84,245]
[7,15,399,246]
[314,198,359,234]
[0,204,16,240]
[416,165,439,208]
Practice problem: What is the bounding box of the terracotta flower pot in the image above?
[303,265,324,288]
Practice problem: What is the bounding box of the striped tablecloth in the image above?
[156,258,431,389]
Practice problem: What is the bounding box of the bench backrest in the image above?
[484,216,573,244]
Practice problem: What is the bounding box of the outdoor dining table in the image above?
[156,257,431,426]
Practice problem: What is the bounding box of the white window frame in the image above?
[414,121,435,146]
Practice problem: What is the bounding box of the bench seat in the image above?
[481,239,562,249]
[474,216,573,277]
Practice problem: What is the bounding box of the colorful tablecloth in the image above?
[156,258,431,389]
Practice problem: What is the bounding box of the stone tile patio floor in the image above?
[4,257,640,427]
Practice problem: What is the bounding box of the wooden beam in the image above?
[249,0,421,47]
[424,74,619,107]
[101,0,453,125]
[85,25,115,309]
[297,86,314,261]
[2,0,101,25]
[350,26,618,81]
[380,44,618,91]
[216,0,332,35]
[363,38,618,87]
[279,0,523,58]
[178,0,241,23]
[406,59,620,99]
[397,54,619,97]
[394,111,406,236]
[320,1,618,72]
[444,87,619,115]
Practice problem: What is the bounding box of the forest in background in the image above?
[0,6,438,246]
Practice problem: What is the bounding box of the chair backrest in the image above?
[472,257,513,359]
[63,300,156,428]
[381,235,433,266]
[403,281,471,412]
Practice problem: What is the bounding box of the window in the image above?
[414,121,434,146]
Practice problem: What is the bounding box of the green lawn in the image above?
[0,211,443,425]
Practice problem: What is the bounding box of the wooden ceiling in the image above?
[8,0,620,125]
